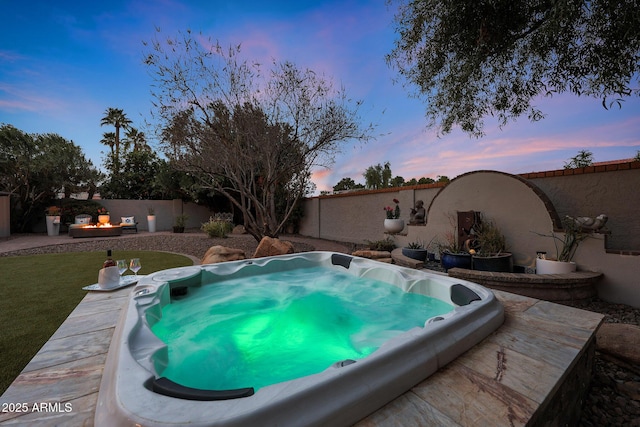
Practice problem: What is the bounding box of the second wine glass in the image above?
[117,259,128,277]
[129,258,141,276]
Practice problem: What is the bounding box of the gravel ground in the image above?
[2,233,638,426]
[0,232,314,261]
[561,299,640,427]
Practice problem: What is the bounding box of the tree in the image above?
[388,0,640,136]
[363,162,392,189]
[564,150,594,169]
[100,108,132,166]
[124,127,151,152]
[100,132,116,156]
[418,177,435,185]
[390,175,405,187]
[145,30,373,241]
[333,177,364,192]
[0,125,101,231]
[100,149,162,199]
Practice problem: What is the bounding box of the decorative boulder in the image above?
[232,225,247,234]
[352,250,391,260]
[253,236,295,258]
[352,250,393,264]
[201,245,246,265]
[596,323,640,366]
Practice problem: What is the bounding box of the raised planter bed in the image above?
[447,268,603,303]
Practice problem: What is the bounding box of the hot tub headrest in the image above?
[331,254,352,269]
[451,284,481,306]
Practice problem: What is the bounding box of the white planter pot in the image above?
[384,219,404,234]
[536,258,577,274]
[98,214,110,225]
[147,215,156,233]
[45,215,60,236]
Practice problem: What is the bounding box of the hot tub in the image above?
[95,252,504,426]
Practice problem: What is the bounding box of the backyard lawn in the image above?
[0,250,193,395]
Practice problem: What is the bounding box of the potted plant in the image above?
[147,206,157,233]
[436,225,471,271]
[383,198,404,233]
[45,206,61,236]
[97,207,110,225]
[471,216,513,272]
[173,214,188,233]
[534,216,589,274]
[402,240,428,261]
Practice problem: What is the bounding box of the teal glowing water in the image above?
[151,266,454,391]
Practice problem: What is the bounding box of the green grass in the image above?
[0,250,193,395]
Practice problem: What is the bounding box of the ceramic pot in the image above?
[384,219,404,234]
[402,247,428,261]
[98,214,110,225]
[536,258,577,274]
[45,215,60,236]
[472,253,513,272]
[440,251,472,271]
[147,215,156,233]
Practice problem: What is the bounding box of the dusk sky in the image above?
[2,0,639,194]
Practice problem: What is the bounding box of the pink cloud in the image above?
[0,84,63,113]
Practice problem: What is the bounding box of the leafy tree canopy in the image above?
[100,149,164,199]
[388,0,640,136]
[0,124,101,231]
[363,162,393,189]
[333,177,365,192]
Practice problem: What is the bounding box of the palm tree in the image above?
[124,127,150,152]
[100,108,132,164]
[100,132,116,154]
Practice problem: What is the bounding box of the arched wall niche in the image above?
[425,170,564,266]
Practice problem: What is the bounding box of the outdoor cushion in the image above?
[75,214,92,224]
[121,216,136,226]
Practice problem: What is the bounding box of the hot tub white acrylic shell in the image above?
[95,252,504,426]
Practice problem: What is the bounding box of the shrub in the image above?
[405,240,424,249]
[364,237,396,252]
[202,218,233,238]
[59,199,104,224]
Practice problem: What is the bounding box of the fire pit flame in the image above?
[82,223,115,229]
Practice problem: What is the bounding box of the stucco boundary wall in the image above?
[298,161,640,307]
[97,199,213,232]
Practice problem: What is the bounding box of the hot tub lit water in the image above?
[151,265,455,393]
[96,252,504,426]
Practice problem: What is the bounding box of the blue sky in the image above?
[2,0,639,194]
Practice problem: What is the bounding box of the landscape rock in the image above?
[201,245,246,265]
[232,225,247,234]
[351,250,391,259]
[252,236,294,258]
[596,323,640,365]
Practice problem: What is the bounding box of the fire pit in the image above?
[69,223,122,238]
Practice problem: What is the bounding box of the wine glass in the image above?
[129,258,141,276]
[117,259,128,277]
